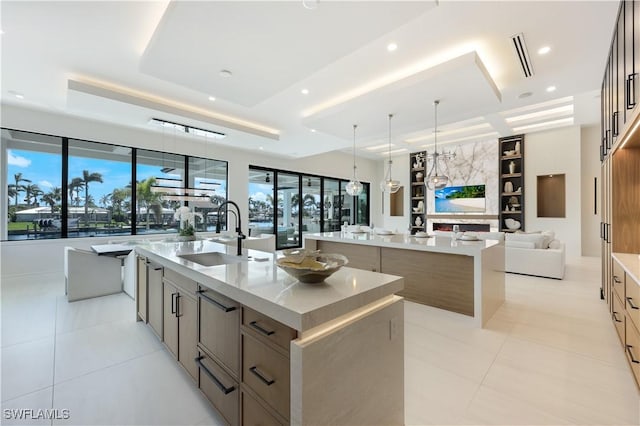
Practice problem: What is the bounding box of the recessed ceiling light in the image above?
[9,90,24,99]
[538,46,551,55]
[301,88,309,95]
[208,96,216,102]
[387,43,398,52]
[219,69,233,78]
[518,91,533,99]
[546,86,557,93]
[259,146,264,150]
[310,129,316,132]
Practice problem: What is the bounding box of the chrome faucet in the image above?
[215,201,246,256]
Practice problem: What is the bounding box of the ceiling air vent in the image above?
[510,33,534,78]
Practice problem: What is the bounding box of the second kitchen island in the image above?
[305,231,505,327]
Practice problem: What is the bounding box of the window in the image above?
[188,156,227,231]
[249,166,370,249]
[3,130,62,240]
[67,139,133,238]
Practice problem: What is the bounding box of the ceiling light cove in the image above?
[302,42,483,118]
[68,77,280,140]
[366,143,394,151]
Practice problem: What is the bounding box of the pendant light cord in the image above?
[433,100,439,175]
[352,124,357,175]
[387,114,393,179]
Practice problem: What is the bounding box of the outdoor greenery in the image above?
[444,185,485,199]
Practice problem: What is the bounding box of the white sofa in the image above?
[434,230,565,279]
[504,231,565,279]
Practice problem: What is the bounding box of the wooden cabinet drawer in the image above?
[242,332,290,419]
[625,274,640,332]
[241,390,284,426]
[198,286,240,376]
[243,307,296,353]
[164,268,197,295]
[197,352,239,426]
[613,259,626,302]
[612,290,625,345]
[624,318,640,387]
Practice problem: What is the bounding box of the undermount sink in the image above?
[177,251,246,267]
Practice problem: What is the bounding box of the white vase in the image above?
[415,216,422,226]
[416,172,423,182]
[515,141,521,154]
[508,161,516,174]
[504,181,513,193]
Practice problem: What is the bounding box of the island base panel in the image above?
[290,297,404,425]
[380,248,474,316]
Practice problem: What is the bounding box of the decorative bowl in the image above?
[412,207,422,213]
[504,218,521,230]
[276,250,348,284]
[503,150,516,156]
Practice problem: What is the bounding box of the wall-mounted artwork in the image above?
[434,185,486,213]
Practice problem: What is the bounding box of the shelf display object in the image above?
[409,151,427,234]
[498,135,525,232]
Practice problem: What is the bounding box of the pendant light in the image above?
[425,100,455,190]
[345,124,363,196]
[380,113,400,193]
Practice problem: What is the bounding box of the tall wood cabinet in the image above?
[601,0,640,390]
[498,135,525,232]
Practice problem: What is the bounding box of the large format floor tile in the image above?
[0,387,54,426]
[55,292,135,335]
[1,337,54,402]
[54,319,162,384]
[52,350,218,426]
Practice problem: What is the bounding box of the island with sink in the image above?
[304,231,505,327]
[134,239,404,425]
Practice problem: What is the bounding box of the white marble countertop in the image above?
[304,231,501,256]
[135,239,403,332]
[613,252,640,284]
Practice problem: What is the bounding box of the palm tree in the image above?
[100,194,111,208]
[42,187,62,214]
[23,183,43,206]
[12,173,31,207]
[68,177,84,207]
[136,177,163,229]
[80,170,103,221]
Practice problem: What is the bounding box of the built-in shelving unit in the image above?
[409,151,426,234]
[498,135,525,233]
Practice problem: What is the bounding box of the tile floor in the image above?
[1,256,639,425]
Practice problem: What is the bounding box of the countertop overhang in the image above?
[304,231,502,256]
[134,239,403,332]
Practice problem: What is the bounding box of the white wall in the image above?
[580,125,602,257]
[525,126,582,257]
[0,104,385,276]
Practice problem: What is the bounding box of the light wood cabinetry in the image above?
[625,315,640,386]
[197,350,239,426]
[136,256,147,322]
[163,269,198,381]
[612,257,640,388]
[409,151,426,234]
[498,134,525,232]
[241,390,283,426]
[315,240,380,272]
[147,261,163,339]
[612,290,626,344]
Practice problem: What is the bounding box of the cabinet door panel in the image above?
[147,264,163,339]
[163,282,178,358]
[634,0,640,108]
[625,0,634,112]
[199,288,240,376]
[198,352,239,426]
[178,293,198,380]
[618,12,626,125]
[137,257,147,322]
[612,291,625,345]
[626,274,640,333]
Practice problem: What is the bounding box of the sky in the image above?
[7,149,227,207]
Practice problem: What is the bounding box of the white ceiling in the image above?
[0,1,618,160]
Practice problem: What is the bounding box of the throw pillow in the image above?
[541,230,555,249]
[505,240,536,249]
[505,232,545,249]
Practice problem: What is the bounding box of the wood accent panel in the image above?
[199,288,240,377]
[380,248,474,316]
[612,147,640,253]
[390,186,404,216]
[316,240,381,272]
[536,174,566,218]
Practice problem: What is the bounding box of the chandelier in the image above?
[345,124,363,196]
[380,113,400,193]
[425,100,455,190]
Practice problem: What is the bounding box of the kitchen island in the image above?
[134,239,404,425]
[305,231,505,327]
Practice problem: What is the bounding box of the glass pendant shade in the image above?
[346,124,363,196]
[425,100,454,191]
[380,113,401,194]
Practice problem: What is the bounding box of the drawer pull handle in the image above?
[627,297,639,310]
[612,311,623,323]
[613,275,621,284]
[153,266,163,271]
[195,356,236,395]
[249,366,275,386]
[249,321,275,336]
[171,292,177,314]
[626,345,640,364]
[197,290,236,312]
